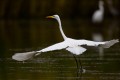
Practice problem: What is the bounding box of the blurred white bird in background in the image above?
[92,0,104,23]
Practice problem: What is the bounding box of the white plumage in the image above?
[12,15,119,61]
[12,51,35,61]
[66,46,86,55]
[92,0,104,23]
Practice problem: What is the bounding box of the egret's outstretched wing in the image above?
[99,39,119,48]
[35,41,68,56]
[77,39,119,48]
[12,51,36,61]
[12,41,67,61]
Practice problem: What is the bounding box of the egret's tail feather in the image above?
[12,51,36,61]
[102,39,119,48]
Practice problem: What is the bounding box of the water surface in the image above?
[0,19,120,80]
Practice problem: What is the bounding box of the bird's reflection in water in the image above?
[92,33,104,60]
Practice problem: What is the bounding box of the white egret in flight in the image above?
[12,14,119,75]
[12,14,119,61]
[92,0,104,23]
[12,15,119,61]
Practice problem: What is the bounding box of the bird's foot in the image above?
[78,68,86,73]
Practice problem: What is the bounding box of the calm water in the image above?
[0,19,120,80]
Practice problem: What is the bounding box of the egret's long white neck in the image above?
[99,2,104,11]
[56,17,67,40]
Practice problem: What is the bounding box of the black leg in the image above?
[78,57,83,80]
[73,55,83,80]
[78,57,83,73]
[73,54,79,77]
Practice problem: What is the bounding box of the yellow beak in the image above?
[46,16,54,18]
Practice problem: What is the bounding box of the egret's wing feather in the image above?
[77,40,104,46]
[12,51,36,61]
[77,39,119,48]
[35,41,67,56]
[66,46,86,55]
[99,39,119,48]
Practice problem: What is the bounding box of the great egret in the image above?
[12,15,119,74]
[92,0,104,23]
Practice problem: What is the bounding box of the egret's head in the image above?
[99,0,104,6]
[46,15,60,20]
